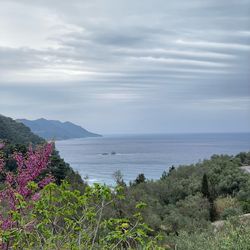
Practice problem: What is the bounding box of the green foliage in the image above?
[131,173,146,186]
[215,196,242,220]
[0,182,162,249]
[201,173,210,198]
[166,220,250,250]
[0,115,44,145]
[221,207,242,220]
[235,152,250,165]
[114,153,250,237]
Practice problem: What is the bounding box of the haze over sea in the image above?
[56,133,250,185]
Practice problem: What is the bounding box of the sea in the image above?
[55,133,250,185]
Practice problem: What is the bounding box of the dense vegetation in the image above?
[0,115,43,145]
[0,114,83,187]
[116,152,250,232]
[0,144,162,249]
[1,142,249,249]
[0,114,250,249]
[110,152,250,249]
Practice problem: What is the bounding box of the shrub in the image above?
[166,220,250,250]
[215,196,242,219]
[0,144,162,249]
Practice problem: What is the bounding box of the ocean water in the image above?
[56,133,250,185]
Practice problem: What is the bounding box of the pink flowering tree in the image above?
[0,143,54,235]
[0,143,162,249]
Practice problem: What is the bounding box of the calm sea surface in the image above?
[56,133,250,185]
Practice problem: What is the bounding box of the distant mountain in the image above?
[0,114,44,145]
[17,118,101,140]
[0,114,85,186]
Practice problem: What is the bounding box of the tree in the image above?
[113,170,126,187]
[201,173,217,221]
[161,170,167,180]
[47,149,71,185]
[168,165,175,175]
[135,173,146,185]
[201,174,210,198]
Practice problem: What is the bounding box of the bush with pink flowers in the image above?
[0,144,162,249]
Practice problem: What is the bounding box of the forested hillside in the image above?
[110,152,250,249]
[0,115,44,145]
[0,114,83,187]
[116,152,250,230]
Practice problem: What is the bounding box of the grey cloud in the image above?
[0,47,43,70]
[0,0,249,133]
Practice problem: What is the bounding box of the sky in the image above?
[0,0,250,134]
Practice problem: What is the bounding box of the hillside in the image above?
[116,152,250,242]
[17,118,101,140]
[0,114,84,186]
[0,114,44,145]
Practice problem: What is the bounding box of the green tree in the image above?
[201,173,217,221]
[201,174,210,198]
[134,173,146,185]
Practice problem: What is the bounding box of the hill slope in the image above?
[0,114,85,186]
[0,115,44,145]
[17,118,101,140]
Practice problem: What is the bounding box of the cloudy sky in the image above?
[0,0,249,134]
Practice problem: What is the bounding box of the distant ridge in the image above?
[17,118,101,140]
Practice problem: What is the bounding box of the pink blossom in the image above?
[0,143,54,230]
[5,172,15,186]
[38,175,54,188]
[0,216,15,230]
[31,192,41,201]
[0,158,4,172]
